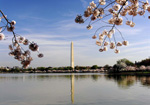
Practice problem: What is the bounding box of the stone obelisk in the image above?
[71,42,74,70]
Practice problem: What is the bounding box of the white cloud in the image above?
[18,15,52,22]
[129,39,150,46]
[119,28,142,36]
[121,46,150,53]
[62,11,77,17]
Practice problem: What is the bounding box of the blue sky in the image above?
[0,0,150,68]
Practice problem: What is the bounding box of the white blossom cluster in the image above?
[0,10,43,68]
[75,0,150,53]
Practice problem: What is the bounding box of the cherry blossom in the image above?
[75,0,150,53]
[0,10,43,68]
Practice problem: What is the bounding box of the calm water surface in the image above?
[0,73,150,105]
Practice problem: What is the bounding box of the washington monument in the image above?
[70,42,75,104]
[71,42,74,70]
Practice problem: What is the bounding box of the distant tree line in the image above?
[135,58,150,66]
[0,57,150,73]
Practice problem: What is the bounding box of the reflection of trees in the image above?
[117,76,136,89]
[74,74,102,81]
[1,74,150,88]
[0,74,102,81]
[91,75,99,81]
[105,75,150,88]
[0,76,21,81]
[105,75,136,89]
[137,76,150,87]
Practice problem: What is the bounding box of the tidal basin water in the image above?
[0,73,150,105]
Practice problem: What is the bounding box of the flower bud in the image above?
[0,33,5,40]
[7,26,15,32]
[87,25,93,30]
[11,20,16,25]
[29,42,39,51]
[92,35,97,39]
[122,41,129,46]
[38,53,44,58]
[99,48,103,52]
[115,49,120,54]
[9,45,13,50]
[103,46,107,51]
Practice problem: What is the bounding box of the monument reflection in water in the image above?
[71,74,74,104]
